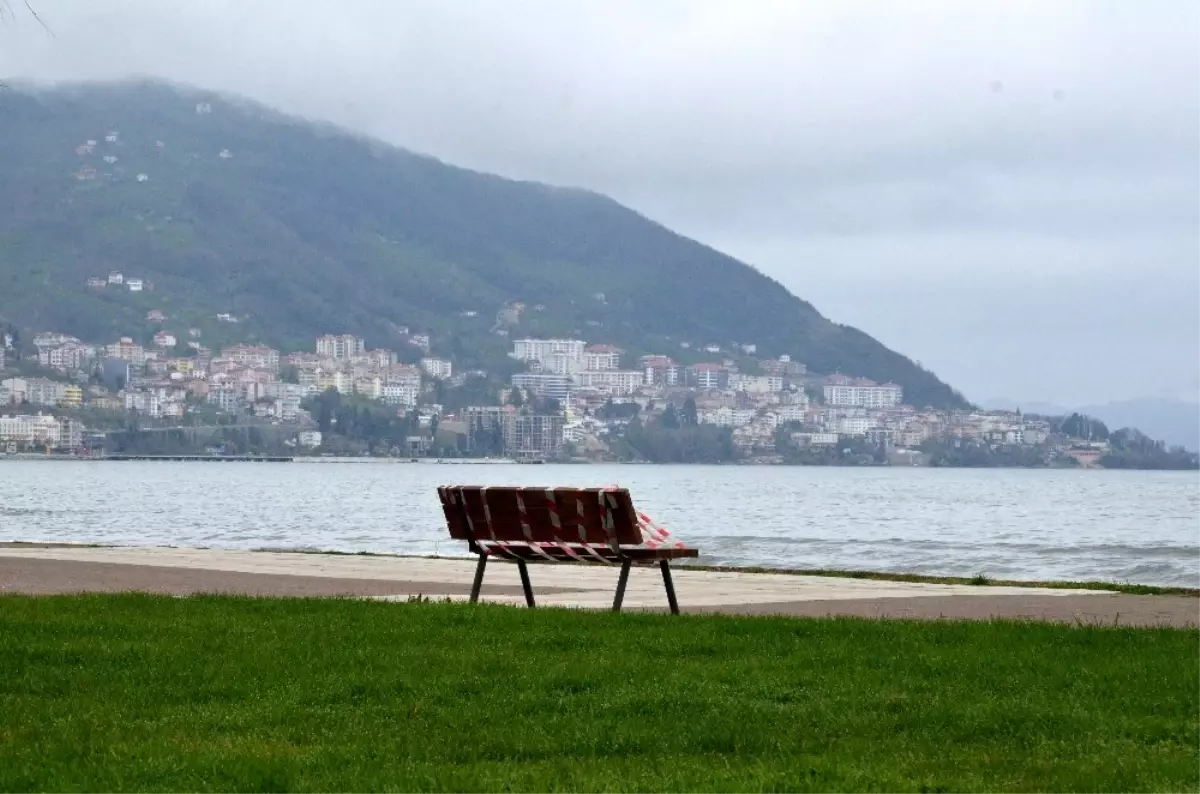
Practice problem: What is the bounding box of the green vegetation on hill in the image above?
[0,595,1195,792]
[0,80,970,408]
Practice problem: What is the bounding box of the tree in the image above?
[681,397,698,427]
[508,387,525,408]
[660,403,680,429]
[1060,413,1109,442]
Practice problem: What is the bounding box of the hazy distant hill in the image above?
[0,80,970,408]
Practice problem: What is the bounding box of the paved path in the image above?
[0,546,1195,627]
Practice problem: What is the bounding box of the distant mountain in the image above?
[985,397,1200,451]
[0,80,970,409]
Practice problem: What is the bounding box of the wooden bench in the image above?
[437,485,699,613]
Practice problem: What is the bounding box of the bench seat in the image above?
[437,485,699,613]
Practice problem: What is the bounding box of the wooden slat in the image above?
[437,485,697,562]
[437,486,473,540]
[479,543,699,561]
[445,486,642,545]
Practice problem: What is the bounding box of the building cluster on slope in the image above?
[0,329,453,451]
[500,337,1060,459]
[1,320,1069,462]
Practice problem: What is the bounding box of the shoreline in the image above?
[2,454,1198,470]
[0,545,1195,627]
[3,540,1195,597]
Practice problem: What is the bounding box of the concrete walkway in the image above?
[0,545,1195,626]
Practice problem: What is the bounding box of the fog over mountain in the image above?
[2,1,1196,406]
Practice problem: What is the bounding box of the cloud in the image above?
[1,0,1196,403]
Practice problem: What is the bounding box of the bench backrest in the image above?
[438,486,642,546]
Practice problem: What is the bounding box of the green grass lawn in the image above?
[0,595,1195,793]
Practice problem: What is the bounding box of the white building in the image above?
[223,344,280,373]
[420,358,453,379]
[823,378,903,409]
[265,382,307,420]
[2,377,65,407]
[207,385,242,413]
[107,271,124,285]
[153,331,178,348]
[700,407,756,427]
[792,432,839,446]
[641,356,680,386]
[298,430,322,448]
[0,414,76,448]
[834,416,873,436]
[380,384,419,407]
[353,349,395,369]
[573,370,646,396]
[125,391,163,418]
[728,374,784,394]
[39,342,96,373]
[537,352,580,377]
[583,345,621,371]
[511,338,585,363]
[384,367,423,389]
[688,364,725,391]
[511,372,572,402]
[105,337,147,367]
[315,334,365,360]
[769,404,809,424]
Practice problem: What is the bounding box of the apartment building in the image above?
[104,337,147,367]
[222,344,281,373]
[641,355,680,386]
[535,352,579,376]
[385,365,423,389]
[511,338,585,362]
[125,390,163,418]
[505,414,565,460]
[823,376,903,409]
[316,334,365,360]
[462,405,563,459]
[583,344,621,371]
[420,358,453,380]
[688,363,726,391]
[700,406,756,427]
[380,384,419,407]
[770,404,809,424]
[761,355,807,378]
[38,342,96,373]
[354,349,396,369]
[153,331,178,348]
[834,416,873,435]
[573,369,645,396]
[264,381,307,420]
[728,374,784,394]
[0,414,80,448]
[511,372,572,402]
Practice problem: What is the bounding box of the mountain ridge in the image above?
[0,79,970,408]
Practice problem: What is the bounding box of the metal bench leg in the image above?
[612,559,632,612]
[660,560,680,615]
[469,553,487,603]
[517,559,536,608]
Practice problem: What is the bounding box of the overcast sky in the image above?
[2,1,1197,405]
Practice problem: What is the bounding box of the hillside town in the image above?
[1,316,1176,469]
